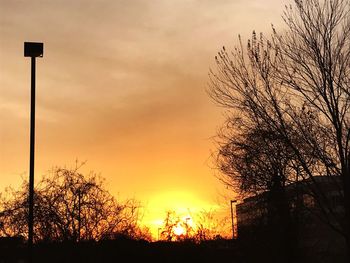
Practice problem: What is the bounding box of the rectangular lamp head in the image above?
[24,42,44,57]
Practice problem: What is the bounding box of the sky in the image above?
[0,0,288,236]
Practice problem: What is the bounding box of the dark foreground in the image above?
[0,237,346,263]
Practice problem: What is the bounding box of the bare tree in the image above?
[158,210,229,242]
[209,0,350,254]
[160,211,183,242]
[193,209,229,242]
[0,165,144,242]
[216,120,297,195]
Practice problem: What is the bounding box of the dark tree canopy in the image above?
[0,165,147,242]
[209,0,350,253]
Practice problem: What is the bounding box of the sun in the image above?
[143,190,220,239]
[173,224,185,236]
[173,216,194,237]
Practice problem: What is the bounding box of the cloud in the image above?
[0,0,287,202]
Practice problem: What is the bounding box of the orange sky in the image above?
[0,0,287,236]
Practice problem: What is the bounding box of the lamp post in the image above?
[24,42,43,258]
[230,200,237,240]
[185,217,190,238]
[158,227,161,241]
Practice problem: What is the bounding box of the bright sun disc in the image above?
[173,225,185,236]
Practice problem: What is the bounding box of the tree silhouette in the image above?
[216,121,296,196]
[0,165,144,242]
[193,209,228,242]
[209,0,349,256]
[160,211,183,242]
[158,210,228,242]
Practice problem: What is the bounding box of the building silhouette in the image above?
[236,176,345,260]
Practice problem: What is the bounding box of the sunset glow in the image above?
[0,1,347,262]
[144,190,216,238]
[0,0,287,237]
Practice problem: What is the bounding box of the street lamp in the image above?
[24,42,43,255]
[185,217,191,238]
[158,227,162,241]
[230,200,237,240]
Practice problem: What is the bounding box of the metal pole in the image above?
[28,56,36,251]
[230,200,236,240]
[185,217,190,238]
[25,41,43,263]
[230,201,234,239]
